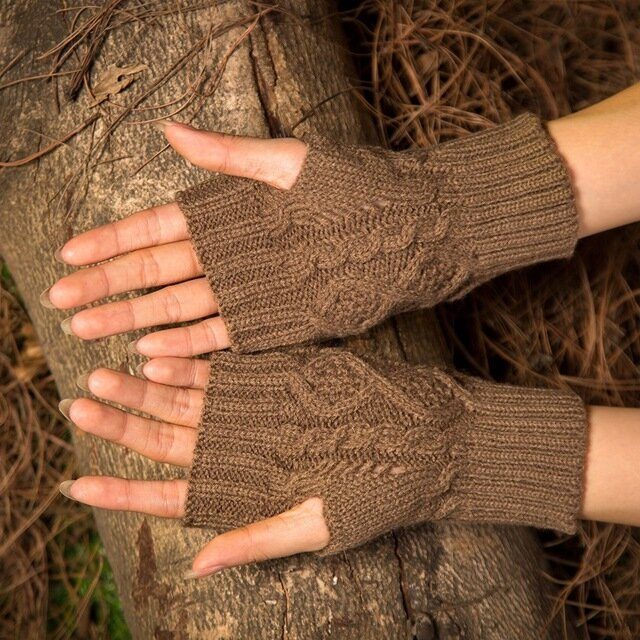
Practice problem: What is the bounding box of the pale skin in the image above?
[45,82,640,579]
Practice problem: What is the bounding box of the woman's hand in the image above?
[42,123,307,357]
[58,357,330,578]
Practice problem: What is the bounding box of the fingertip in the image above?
[132,337,149,356]
[140,357,182,384]
[60,316,76,336]
[59,476,108,508]
[39,286,56,309]
[190,542,226,577]
[54,245,68,264]
[47,278,86,310]
[59,479,78,501]
[62,396,86,425]
[60,312,96,340]
[60,476,92,503]
[162,121,200,152]
[58,398,75,421]
[55,240,84,266]
[85,367,122,398]
[138,357,160,381]
[135,362,147,379]
[76,371,91,392]
[47,283,66,309]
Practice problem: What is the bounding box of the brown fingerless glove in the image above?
[177,113,579,353]
[184,347,587,555]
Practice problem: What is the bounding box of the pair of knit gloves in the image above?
[177,113,586,555]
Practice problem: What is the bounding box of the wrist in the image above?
[547,83,640,238]
[581,405,640,527]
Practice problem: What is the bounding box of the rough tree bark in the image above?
[0,1,572,638]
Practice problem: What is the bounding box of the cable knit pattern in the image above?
[184,347,587,554]
[177,113,579,353]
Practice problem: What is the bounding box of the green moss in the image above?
[48,531,130,639]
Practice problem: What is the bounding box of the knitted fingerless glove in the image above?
[184,347,587,555]
[177,113,579,353]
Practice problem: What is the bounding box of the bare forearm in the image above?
[581,405,640,526]
[548,82,640,238]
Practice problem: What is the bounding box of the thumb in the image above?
[157,121,307,190]
[184,497,330,579]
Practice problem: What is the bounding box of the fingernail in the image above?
[54,247,66,263]
[60,317,75,336]
[58,398,74,420]
[127,340,139,355]
[58,480,77,501]
[183,569,202,580]
[152,118,177,132]
[76,372,91,392]
[39,286,56,309]
[183,565,224,580]
[135,362,147,379]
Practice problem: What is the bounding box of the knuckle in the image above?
[170,387,193,423]
[107,221,124,254]
[216,133,235,174]
[94,264,111,298]
[189,359,199,387]
[239,525,272,564]
[142,207,163,245]
[120,298,137,329]
[161,289,183,324]
[154,424,175,463]
[160,480,181,515]
[201,320,219,352]
[122,479,133,511]
[137,249,162,286]
[180,327,194,356]
[112,409,129,444]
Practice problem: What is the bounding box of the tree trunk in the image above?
[0,1,572,637]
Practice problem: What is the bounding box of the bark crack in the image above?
[247,12,287,137]
[393,531,415,639]
[277,570,290,640]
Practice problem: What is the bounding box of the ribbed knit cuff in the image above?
[453,376,587,533]
[183,350,298,530]
[434,113,579,290]
[176,175,306,353]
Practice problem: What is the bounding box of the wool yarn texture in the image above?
[176,113,579,353]
[184,347,587,555]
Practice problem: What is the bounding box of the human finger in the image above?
[186,498,329,579]
[62,278,217,340]
[140,357,211,389]
[45,241,202,309]
[132,316,230,357]
[77,367,204,427]
[63,397,197,466]
[59,476,188,517]
[160,121,307,190]
[56,202,188,266]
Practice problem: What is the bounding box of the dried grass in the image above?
[0,267,127,639]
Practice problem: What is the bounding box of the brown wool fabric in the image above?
[183,347,587,555]
[176,113,579,353]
